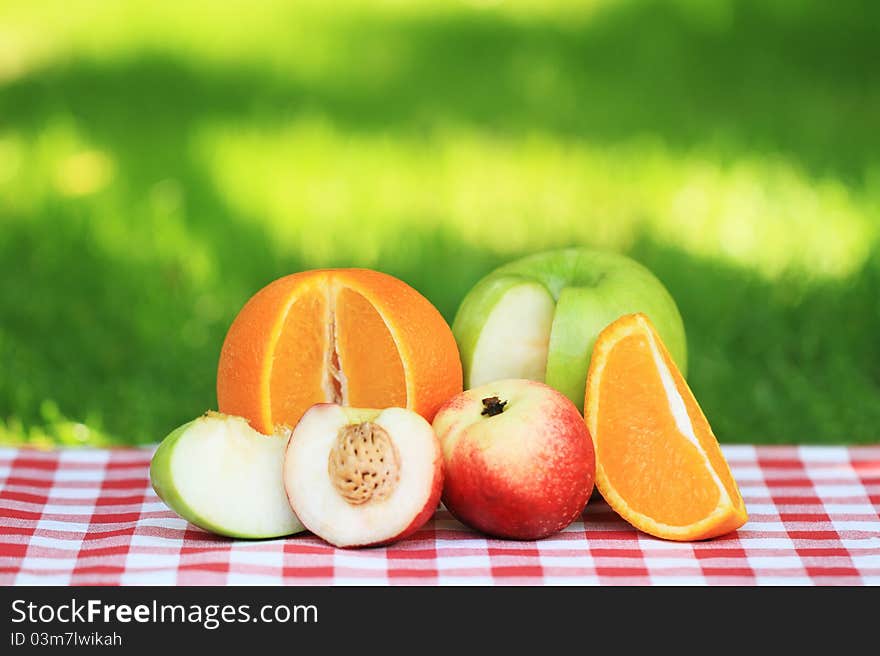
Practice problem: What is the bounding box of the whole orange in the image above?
[217,269,463,434]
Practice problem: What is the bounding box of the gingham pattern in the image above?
[1,445,878,585]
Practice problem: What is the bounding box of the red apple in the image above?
[432,379,595,540]
[283,404,443,548]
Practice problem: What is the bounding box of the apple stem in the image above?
[481,396,507,417]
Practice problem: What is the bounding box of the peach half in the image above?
[283,404,443,548]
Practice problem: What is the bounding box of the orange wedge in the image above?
[584,313,747,541]
[217,269,462,434]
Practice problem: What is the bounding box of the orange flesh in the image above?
[597,332,720,526]
[659,342,745,514]
[335,287,407,409]
[268,287,330,428]
[266,282,408,428]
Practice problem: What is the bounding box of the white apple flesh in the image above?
[469,281,555,387]
[149,412,304,539]
[283,404,443,548]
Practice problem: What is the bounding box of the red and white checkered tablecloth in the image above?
[1,445,878,586]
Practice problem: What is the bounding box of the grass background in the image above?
[0,0,878,447]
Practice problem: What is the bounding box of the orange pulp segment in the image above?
[584,313,747,541]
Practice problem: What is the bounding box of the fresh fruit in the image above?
[283,404,443,548]
[432,379,595,540]
[585,313,747,541]
[217,268,462,434]
[150,412,304,539]
[453,248,686,411]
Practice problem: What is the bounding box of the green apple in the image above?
[150,411,304,539]
[453,248,687,412]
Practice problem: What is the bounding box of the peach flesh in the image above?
[284,404,443,548]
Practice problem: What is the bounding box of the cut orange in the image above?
[217,269,462,434]
[584,313,747,541]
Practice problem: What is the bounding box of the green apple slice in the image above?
[459,278,556,388]
[150,412,304,539]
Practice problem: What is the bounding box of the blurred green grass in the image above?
[1,0,878,446]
